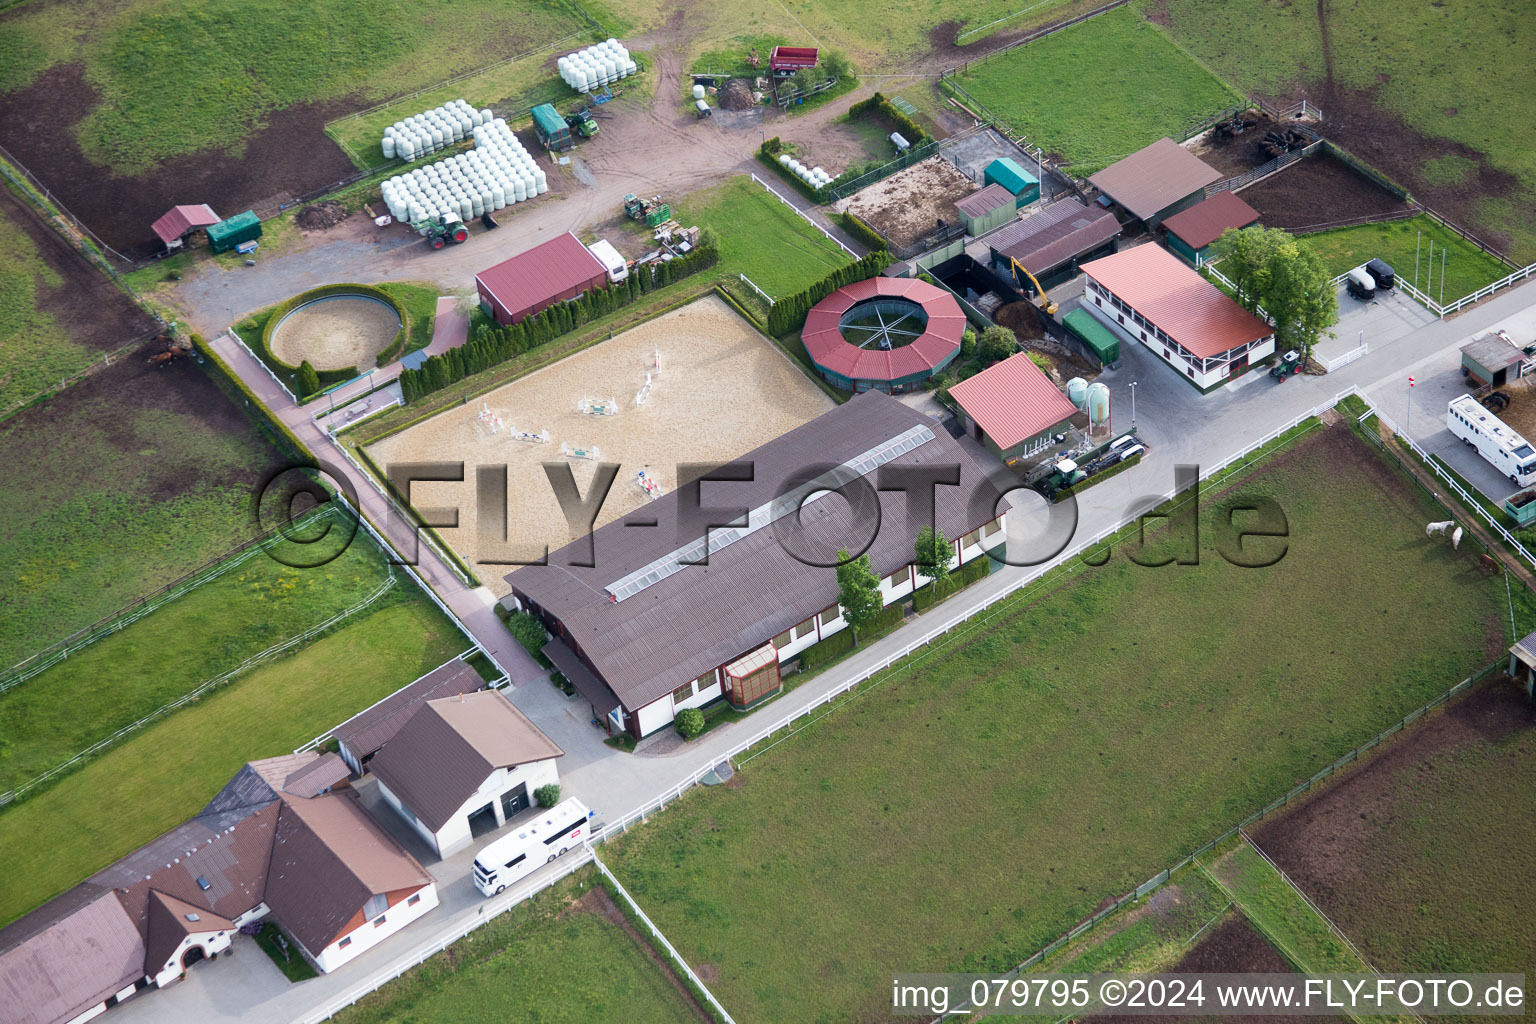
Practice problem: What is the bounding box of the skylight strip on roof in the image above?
[605,424,935,601]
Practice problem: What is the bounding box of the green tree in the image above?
[834,548,883,641]
[821,50,854,84]
[914,526,952,588]
[1211,226,1338,361]
[296,360,319,396]
[978,325,1016,364]
[960,327,977,359]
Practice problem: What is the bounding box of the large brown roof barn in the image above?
[1088,138,1222,224]
[0,889,145,1024]
[506,392,1006,726]
[986,198,1121,280]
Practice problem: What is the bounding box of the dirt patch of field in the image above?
[1251,680,1536,974]
[1312,88,1529,259]
[0,335,279,662]
[368,295,834,593]
[836,156,978,249]
[1099,915,1345,1024]
[1187,113,1287,178]
[1235,151,1409,232]
[0,64,356,258]
[0,180,157,357]
[269,295,400,371]
[295,201,349,233]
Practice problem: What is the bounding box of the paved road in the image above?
[118,273,1536,1024]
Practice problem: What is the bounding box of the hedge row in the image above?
[399,245,718,404]
[797,628,854,670]
[765,250,893,336]
[755,142,830,204]
[188,332,315,462]
[1053,453,1142,502]
[838,210,887,252]
[848,91,928,147]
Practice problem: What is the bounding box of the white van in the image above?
[587,239,628,283]
[1114,444,1146,463]
[472,798,592,896]
[1109,434,1139,454]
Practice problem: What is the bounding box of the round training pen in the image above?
[269,291,403,372]
[800,277,965,393]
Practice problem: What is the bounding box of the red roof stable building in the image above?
[1161,191,1260,266]
[948,353,1086,461]
[1081,244,1275,390]
[801,277,965,393]
[475,232,608,326]
[1088,138,1222,228]
[150,204,221,251]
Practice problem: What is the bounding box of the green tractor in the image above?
[566,107,599,139]
[410,213,470,250]
[1270,348,1301,382]
[1034,457,1087,502]
[623,193,672,227]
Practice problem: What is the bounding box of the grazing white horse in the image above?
[1426,520,1454,537]
[1452,526,1463,549]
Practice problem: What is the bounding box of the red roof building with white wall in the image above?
[947,353,1084,460]
[475,232,608,325]
[1080,244,1275,390]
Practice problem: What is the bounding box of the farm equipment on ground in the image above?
[566,107,599,139]
[411,213,470,250]
[1034,456,1086,502]
[624,193,671,227]
[1270,349,1301,382]
[1007,256,1058,315]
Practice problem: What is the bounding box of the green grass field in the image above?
[1141,0,1536,262]
[677,175,852,300]
[0,359,283,666]
[1299,215,1511,302]
[950,7,1240,169]
[0,586,464,928]
[604,424,1506,1022]
[781,0,1102,66]
[0,202,96,410]
[0,0,587,173]
[0,531,394,795]
[335,869,703,1024]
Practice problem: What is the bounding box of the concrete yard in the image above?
[367,295,835,593]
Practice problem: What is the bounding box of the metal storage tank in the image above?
[1066,377,1088,410]
[1086,383,1111,426]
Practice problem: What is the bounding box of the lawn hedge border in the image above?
[188,332,315,462]
[257,283,409,396]
[838,210,887,252]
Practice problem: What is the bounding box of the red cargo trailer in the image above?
[768,45,819,76]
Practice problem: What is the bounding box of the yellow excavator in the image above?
[1008,256,1058,315]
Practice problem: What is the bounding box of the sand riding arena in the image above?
[366,295,835,596]
[269,293,402,371]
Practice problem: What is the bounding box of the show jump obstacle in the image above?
[477,402,505,434]
[636,469,663,500]
[561,441,601,460]
[579,396,619,416]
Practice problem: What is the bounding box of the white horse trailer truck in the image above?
[1447,393,1536,486]
[472,798,592,896]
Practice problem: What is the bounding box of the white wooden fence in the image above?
[747,173,858,258]
[227,326,299,404]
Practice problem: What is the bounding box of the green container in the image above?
[983,158,1040,206]
[531,103,572,150]
[206,211,262,254]
[1063,308,1120,366]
